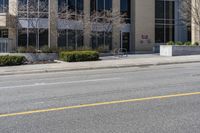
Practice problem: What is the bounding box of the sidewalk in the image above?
[0,54,200,75]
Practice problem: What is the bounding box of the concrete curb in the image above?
[0,60,200,76]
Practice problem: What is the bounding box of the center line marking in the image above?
[0,91,200,118]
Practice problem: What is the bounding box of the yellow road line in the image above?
[0,91,200,118]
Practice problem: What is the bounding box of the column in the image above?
[83,0,91,49]
[191,0,200,44]
[49,0,58,48]
[112,0,121,51]
[8,0,17,51]
[130,0,135,52]
[134,0,155,51]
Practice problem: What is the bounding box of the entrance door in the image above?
[121,32,130,52]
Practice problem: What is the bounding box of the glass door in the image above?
[121,32,130,52]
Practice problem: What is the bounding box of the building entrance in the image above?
[121,32,130,52]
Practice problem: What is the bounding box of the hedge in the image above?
[167,41,199,46]
[0,55,27,66]
[59,51,99,62]
[17,46,60,53]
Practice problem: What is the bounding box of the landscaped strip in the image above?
[59,51,99,62]
[0,55,26,66]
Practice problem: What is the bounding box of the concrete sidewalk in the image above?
[0,54,200,75]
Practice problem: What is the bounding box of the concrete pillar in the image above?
[49,0,58,48]
[83,0,91,49]
[8,0,17,51]
[191,0,200,44]
[192,24,200,44]
[112,0,121,51]
[134,0,155,52]
[130,0,135,53]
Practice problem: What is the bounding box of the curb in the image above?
[0,60,200,76]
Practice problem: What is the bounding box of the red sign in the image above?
[141,35,148,40]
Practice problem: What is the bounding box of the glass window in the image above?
[155,0,175,43]
[39,29,48,48]
[155,0,164,19]
[18,0,49,48]
[28,0,38,12]
[90,0,96,13]
[58,29,84,50]
[18,0,49,18]
[91,31,112,52]
[68,30,76,50]
[18,29,27,47]
[58,0,84,19]
[165,25,174,42]
[91,0,112,13]
[77,30,84,49]
[155,25,164,43]
[105,0,112,11]
[187,26,191,41]
[58,0,67,13]
[18,0,27,10]
[105,32,112,50]
[165,1,174,20]
[77,0,83,13]
[0,29,8,38]
[0,0,8,13]
[97,0,104,12]
[68,0,76,11]
[58,30,67,48]
[91,33,97,49]
[39,0,48,12]
[97,32,104,47]
[90,0,113,22]
[29,29,37,47]
[120,0,131,23]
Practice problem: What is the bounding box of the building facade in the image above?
[0,0,191,52]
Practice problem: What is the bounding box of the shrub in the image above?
[184,41,192,46]
[193,42,199,46]
[167,41,175,45]
[40,45,52,53]
[96,45,110,53]
[175,41,183,46]
[49,46,60,53]
[17,47,27,53]
[59,51,99,62]
[0,55,26,66]
[26,46,36,53]
[16,46,35,53]
[16,46,60,53]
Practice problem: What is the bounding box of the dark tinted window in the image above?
[39,29,48,48]
[68,0,76,11]
[105,0,112,10]
[155,0,175,43]
[155,1,164,19]
[18,29,27,47]
[0,0,8,13]
[91,0,112,13]
[120,0,131,23]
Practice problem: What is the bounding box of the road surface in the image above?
[0,63,200,133]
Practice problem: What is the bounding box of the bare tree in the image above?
[57,6,125,51]
[9,1,125,51]
[57,5,84,50]
[15,0,49,49]
[180,0,200,42]
[27,0,48,49]
[88,9,125,52]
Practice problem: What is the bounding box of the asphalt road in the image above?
[0,63,200,133]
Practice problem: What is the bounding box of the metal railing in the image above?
[113,48,128,57]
